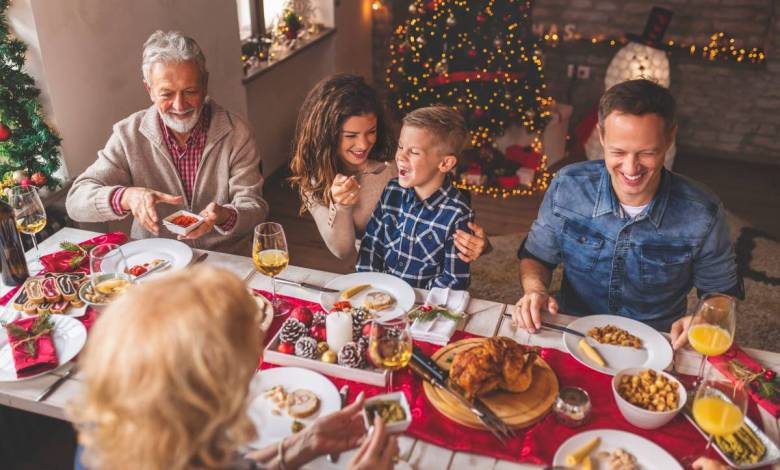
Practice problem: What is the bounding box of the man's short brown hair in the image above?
[402,106,468,158]
[598,79,676,135]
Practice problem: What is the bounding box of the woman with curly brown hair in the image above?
[289,74,488,262]
[69,266,398,470]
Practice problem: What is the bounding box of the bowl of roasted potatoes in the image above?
[612,367,687,430]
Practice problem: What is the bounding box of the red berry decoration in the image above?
[750,379,760,392]
[309,324,327,341]
[290,306,313,326]
[765,369,776,381]
[20,178,31,188]
[31,172,47,187]
[0,122,10,142]
[277,342,295,355]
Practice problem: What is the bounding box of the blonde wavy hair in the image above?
[289,74,394,214]
[68,266,264,470]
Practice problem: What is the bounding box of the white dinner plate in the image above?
[2,285,88,320]
[0,314,87,382]
[105,238,193,280]
[562,314,673,375]
[246,367,340,449]
[553,428,682,469]
[320,272,416,321]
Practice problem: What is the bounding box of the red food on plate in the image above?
[332,301,352,311]
[170,214,199,228]
[127,265,148,277]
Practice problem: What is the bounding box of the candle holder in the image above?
[553,386,592,427]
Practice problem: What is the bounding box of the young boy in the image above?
[356,106,473,289]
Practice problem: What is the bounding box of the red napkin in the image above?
[5,316,59,378]
[39,231,128,273]
[710,344,780,417]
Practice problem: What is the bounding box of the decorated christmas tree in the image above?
[386,0,553,197]
[0,0,62,192]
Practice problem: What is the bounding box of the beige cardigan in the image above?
[66,101,268,253]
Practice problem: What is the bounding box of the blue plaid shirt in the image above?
[357,177,472,289]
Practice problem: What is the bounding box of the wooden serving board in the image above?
[422,338,559,430]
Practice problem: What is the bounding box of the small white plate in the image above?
[0,314,87,382]
[2,285,87,320]
[246,367,340,449]
[109,238,193,280]
[320,272,416,321]
[553,428,683,469]
[562,314,673,375]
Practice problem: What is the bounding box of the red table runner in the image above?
[256,291,766,466]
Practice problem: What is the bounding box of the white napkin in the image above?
[409,288,471,346]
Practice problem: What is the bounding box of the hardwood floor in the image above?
[265,153,779,276]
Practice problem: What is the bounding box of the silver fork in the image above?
[354,161,389,178]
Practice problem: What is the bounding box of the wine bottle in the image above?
[0,199,30,286]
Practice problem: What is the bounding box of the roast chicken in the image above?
[449,336,538,399]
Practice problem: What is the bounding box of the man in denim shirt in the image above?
[511,79,743,348]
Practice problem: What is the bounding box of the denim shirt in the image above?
[357,176,472,289]
[519,160,742,331]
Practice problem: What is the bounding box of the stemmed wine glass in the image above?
[88,243,132,302]
[686,293,737,386]
[683,367,748,469]
[368,316,413,393]
[8,186,47,269]
[252,222,291,316]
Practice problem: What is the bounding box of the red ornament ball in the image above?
[0,122,10,142]
[765,369,776,381]
[290,306,313,326]
[31,172,47,187]
[310,324,327,341]
[277,342,295,355]
[361,322,372,338]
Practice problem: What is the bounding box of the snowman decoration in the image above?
[584,7,677,170]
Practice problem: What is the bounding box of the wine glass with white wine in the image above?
[368,316,413,393]
[9,186,47,270]
[252,222,291,316]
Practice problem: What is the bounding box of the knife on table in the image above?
[274,278,340,293]
[501,313,586,337]
[327,384,350,463]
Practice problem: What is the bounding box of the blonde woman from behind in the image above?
[69,265,397,470]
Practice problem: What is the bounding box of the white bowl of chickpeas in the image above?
[612,368,687,430]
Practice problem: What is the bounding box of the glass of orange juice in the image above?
[683,368,748,468]
[687,293,736,385]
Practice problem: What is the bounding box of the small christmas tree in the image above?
[386,0,554,197]
[0,0,62,191]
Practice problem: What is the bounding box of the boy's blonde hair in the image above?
[68,266,264,470]
[402,106,467,158]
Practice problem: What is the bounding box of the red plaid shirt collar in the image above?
[159,104,211,203]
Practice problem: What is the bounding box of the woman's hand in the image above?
[331,174,361,206]
[454,222,489,263]
[348,416,399,470]
[283,392,368,467]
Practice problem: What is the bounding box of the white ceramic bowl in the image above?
[612,367,687,430]
[363,391,412,434]
[162,210,205,236]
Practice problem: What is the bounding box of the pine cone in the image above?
[295,336,318,359]
[357,336,370,360]
[279,318,307,344]
[338,342,364,368]
[312,312,327,326]
[351,307,371,341]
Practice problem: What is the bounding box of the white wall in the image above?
[245,0,374,176]
[25,0,248,177]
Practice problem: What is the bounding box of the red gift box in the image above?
[505,145,543,170]
[5,316,58,378]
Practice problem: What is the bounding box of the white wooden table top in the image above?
[1,227,778,470]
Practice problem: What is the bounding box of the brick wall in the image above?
[373,0,779,166]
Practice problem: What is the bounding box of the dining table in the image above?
[1,227,778,470]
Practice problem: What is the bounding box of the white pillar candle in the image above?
[326,311,353,353]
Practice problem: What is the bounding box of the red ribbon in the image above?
[428,71,526,87]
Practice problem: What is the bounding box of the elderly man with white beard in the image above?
[67,30,268,253]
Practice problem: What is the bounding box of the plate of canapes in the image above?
[562,315,673,376]
[553,428,682,470]
[3,273,90,320]
[319,272,416,321]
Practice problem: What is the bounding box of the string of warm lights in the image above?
[385,0,554,198]
[542,31,766,65]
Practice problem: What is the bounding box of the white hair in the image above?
[142,30,208,85]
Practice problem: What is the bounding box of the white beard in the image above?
[159,106,202,134]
